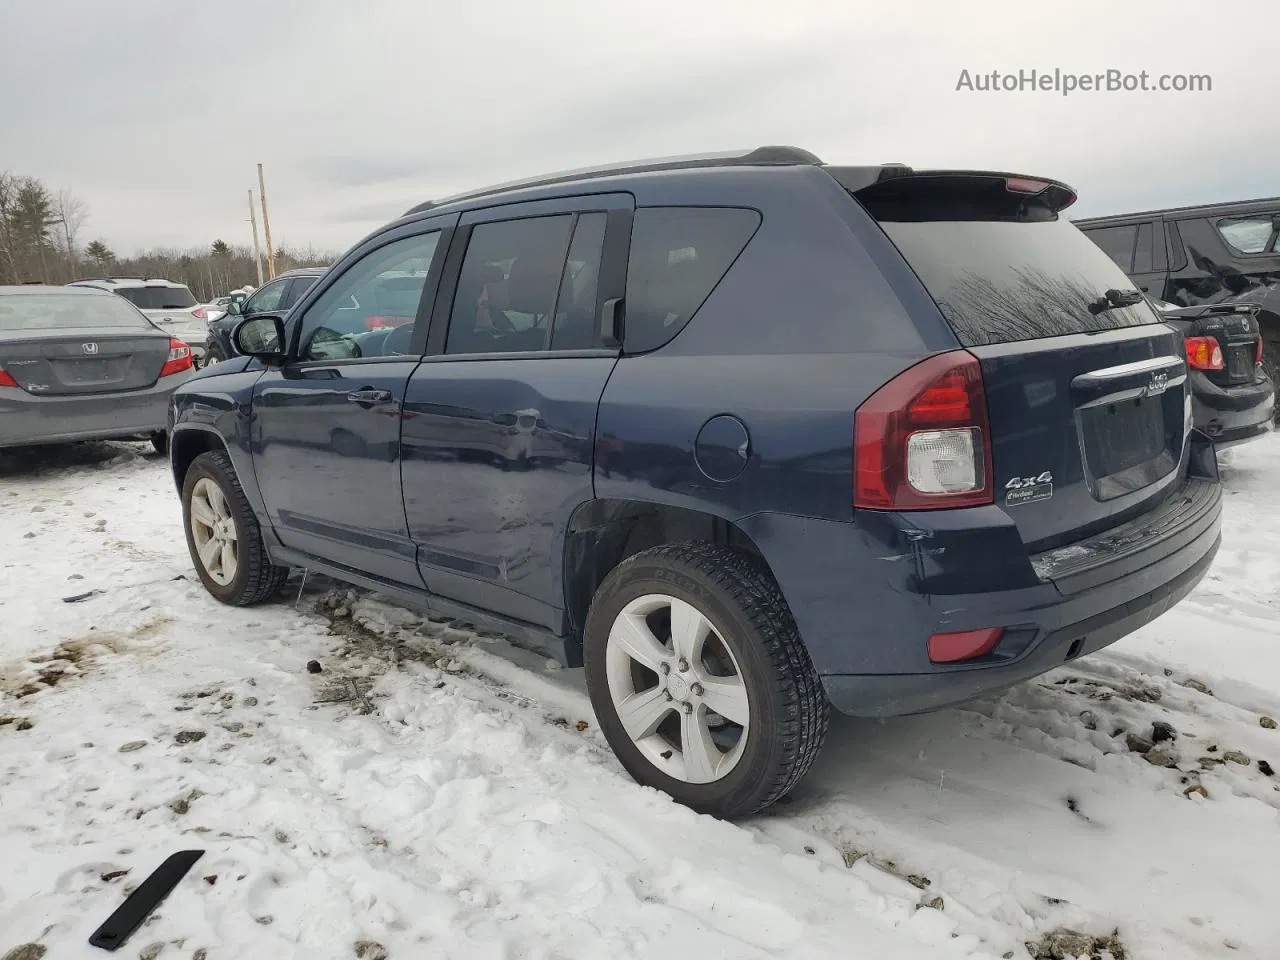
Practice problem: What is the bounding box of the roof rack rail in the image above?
[402,145,822,216]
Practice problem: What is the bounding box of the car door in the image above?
[251,216,456,585]
[401,194,631,629]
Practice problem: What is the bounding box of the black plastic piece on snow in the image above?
[88,850,204,951]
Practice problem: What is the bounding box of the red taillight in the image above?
[854,350,994,511]
[363,315,414,330]
[928,627,1004,663]
[1185,336,1224,371]
[192,306,207,320]
[160,338,193,377]
[1256,336,1265,366]
[0,366,17,388]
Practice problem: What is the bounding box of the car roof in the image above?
[389,146,1073,227]
[276,266,328,278]
[1075,196,1280,226]
[70,277,190,289]
[0,284,113,297]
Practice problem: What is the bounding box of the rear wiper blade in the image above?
[1087,288,1144,315]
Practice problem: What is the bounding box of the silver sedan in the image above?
[0,285,195,454]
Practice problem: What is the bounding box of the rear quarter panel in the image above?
[594,166,949,524]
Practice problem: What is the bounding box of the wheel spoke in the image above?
[701,675,750,727]
[610,613,669,672]
[210,485,231,521]
[616,686,672,741]
[679,707,721,783]
[197,535,220,571]
[220,542,237,579]
[190,496,216,529]
[669,598,709,664]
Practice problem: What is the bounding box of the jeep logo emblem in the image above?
[1144,371,1169,397]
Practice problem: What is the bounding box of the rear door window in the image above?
[624,207,760,353]
[857,176,1164,347]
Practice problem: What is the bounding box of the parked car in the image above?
[1147,297,1275,448]
[67,278,211,365]
[0,284,194,453]
[169,147,1222,818]
[203,268,326,364]
[1075,198,1280,392]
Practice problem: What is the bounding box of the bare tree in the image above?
[0,173,18,283]
[55,189,89,279]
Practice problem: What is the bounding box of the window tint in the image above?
[116,285,197,310]
[446,215,574,355]
[624,207,759,353]
[243,278,289,314]
[1132,222,1154,273]
[1216,215,1278,254]
[550,213,607,351]
[859,178,1162,347]
[1082,225,1137,271]
[296,232,440,362]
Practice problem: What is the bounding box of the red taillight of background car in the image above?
[364,315,415,330]
[854,350,994,511]
[191,306,207,320]
[1257,337,1265,367]
[160,338,194,377]
[1185,336,1224,371]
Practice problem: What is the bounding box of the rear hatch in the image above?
[854,172,1191,552]
[116,284,208,344]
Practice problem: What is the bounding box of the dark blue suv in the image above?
[168,146,1223,818]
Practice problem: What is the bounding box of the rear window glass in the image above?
[115,285,197,309]
[624,207,760,353]
[0,293,150,331]
[858,177,1163,347]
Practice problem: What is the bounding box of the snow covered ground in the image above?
[1,438,1278,960]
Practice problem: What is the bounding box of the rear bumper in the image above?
[739,444,1223,718]
[0,373,191,448]
[1191,369,1275,448]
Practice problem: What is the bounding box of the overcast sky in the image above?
[2,0,1274,256]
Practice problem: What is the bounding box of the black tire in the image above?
[584,541,829,818]
[150,431,169,456]
[181,449,290,605]
[202,343,227,367]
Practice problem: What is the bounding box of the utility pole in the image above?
[257,163,275,280]
[247,189,264,287]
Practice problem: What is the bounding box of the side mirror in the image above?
[225,299,242,317]
[233,313,287,363]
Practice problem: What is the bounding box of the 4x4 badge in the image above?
[1005,471,1053,507]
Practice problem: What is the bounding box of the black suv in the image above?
[169,147,1221,818]
[204,267,328,364]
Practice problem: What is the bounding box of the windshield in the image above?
[115,285,198,310]
[0,293,152,332]
[857,176,1164,347]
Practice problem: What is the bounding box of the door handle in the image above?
[346,388,393,405]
